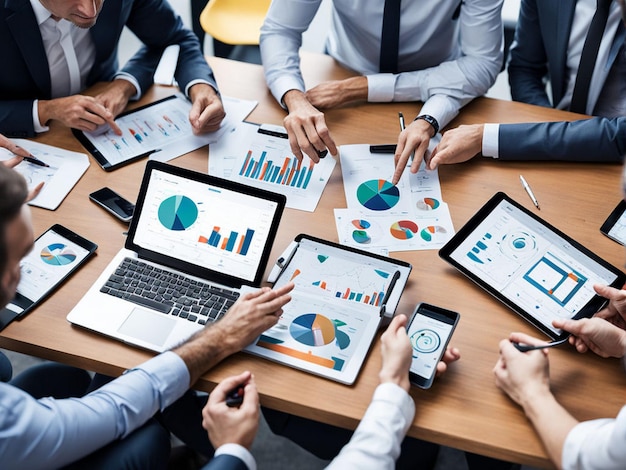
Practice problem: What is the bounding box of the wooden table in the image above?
[1,52,624,469]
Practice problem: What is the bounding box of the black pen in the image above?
[22,154,50,167]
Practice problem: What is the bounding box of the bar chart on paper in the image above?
[239,150,314,190]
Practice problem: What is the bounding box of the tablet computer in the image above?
[245,234,412,384]
[72,94,201,171]
[600,200,626,246]
[439,192,626,340]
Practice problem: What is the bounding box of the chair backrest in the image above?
[199,0,272,46]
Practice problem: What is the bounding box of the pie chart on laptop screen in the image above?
[158,195,198,230]
[356,179,399,211]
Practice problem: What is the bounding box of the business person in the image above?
[259,0,504,184]
[0,0,224,138]
[0,162,294,469]
[495,284,626,469]
[427,0,626,169]
[201,315,440,470]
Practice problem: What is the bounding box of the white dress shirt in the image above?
[483,0,624,158]
[260,0,503,130]
[0,351,189,470]
[562,404,626,470]
[213,382,415,470]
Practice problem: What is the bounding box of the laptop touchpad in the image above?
[118,308,173,347]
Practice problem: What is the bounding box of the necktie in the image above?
[379,0,401,73]
[570,0,613,114]
[47,18,81,98]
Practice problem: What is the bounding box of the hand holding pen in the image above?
[0,133,46,200]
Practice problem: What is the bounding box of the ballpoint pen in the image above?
[398,112,406,132]
[519,174,540,210]
[22,155,50,167]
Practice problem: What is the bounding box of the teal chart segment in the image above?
[158,195,198,230]
[40,243,76,266]
[356,179,400,211]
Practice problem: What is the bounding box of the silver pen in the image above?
[519,175,540,210]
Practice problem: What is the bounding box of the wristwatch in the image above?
[414,114,439,135]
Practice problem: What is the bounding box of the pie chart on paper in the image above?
[416,197,440,211]
[389,220,419,240]
[420,225,447,242]
[40,243,76,266]
[356,179,400,211]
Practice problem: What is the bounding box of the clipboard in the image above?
[73,94,211,171]
[244,234,412,384]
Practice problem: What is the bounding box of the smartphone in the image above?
[407,302,460,389]
[600,200,626,246]
[1,225,97,325]
[89,187,135,223]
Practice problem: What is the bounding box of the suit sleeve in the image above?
[0,101,38,138]
[121,0,217,96]
[498,117,626,162]
[508,0,553,107]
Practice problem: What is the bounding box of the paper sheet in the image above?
[0,140,89,210]
[209,122,336,212]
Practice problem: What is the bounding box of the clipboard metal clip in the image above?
[267,241,299,283]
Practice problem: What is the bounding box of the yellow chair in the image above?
[199,0,272,46]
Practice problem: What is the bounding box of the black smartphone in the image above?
[600,200,626,246]
[407,302,460,389]
[89,187,135,223]
[1,224,97,324]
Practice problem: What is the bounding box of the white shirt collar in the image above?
[30,0,53,26]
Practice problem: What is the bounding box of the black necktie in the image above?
[570,0,613,114]
[380,0,401,73]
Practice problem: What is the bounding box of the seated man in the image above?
[201,314,434,469]
[0,0,224,138]
[426,0,626,169]
[0,159,294,468]
[259,0,504,184]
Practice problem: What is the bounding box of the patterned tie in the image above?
[570,0,613,114]
[379,0,402,73]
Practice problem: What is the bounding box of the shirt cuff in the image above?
[418,94,459,131]
[482,123,500,158]
[373,382,415,424]
[184,79,217,98]
[214,443,256,470]
[32,100,49,133]
[114,73,141,101]
[366,74,396,102]
[127,351,190,410]
[272,76,306,109]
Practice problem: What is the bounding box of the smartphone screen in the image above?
[7,225,97,317]
[408,303,459,389]
[600,200,626,246]
[90,187,135,222]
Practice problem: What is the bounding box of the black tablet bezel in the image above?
[72,95,178,172]
[600,199,626,246]
[439,192,626,341]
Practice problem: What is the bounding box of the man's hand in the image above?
[392,119,435,185]
[0,134,44,201]
[38,95,122,135]
[202,371,259,449]
[305,76,368,109]
[428,124,483,170]
[188,84,226,135]
[282,90,338,163]
[553,317,626,358]
[493,333,551,408]
[379,315,413,391]
[94,79,137,122]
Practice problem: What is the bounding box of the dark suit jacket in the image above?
[500,0,626,161]
[0,0,217,137]
[508,0,626,107]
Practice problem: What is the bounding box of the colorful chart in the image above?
[411,329,441,354]
[389,220,419,240]
[158,195,198,231]
[416,197,440,211]
[356,179,400,211]
[239,151,314,189]
[40,243,76,266]
[420,225,447,242]
[290,313,335,347]
[198,227,254,256]
[351,219,373,244]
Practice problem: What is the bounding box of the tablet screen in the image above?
[440,193,626,339]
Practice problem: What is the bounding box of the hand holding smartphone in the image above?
[407,303,460,389]
[89,187,135,223]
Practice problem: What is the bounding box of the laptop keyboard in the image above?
[100,257,239,326]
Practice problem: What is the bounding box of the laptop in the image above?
[67,161,286,352]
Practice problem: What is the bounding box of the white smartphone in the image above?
[89,187,135,223]
[407,302,460,389]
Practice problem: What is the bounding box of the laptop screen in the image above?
[127,161,285,286]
